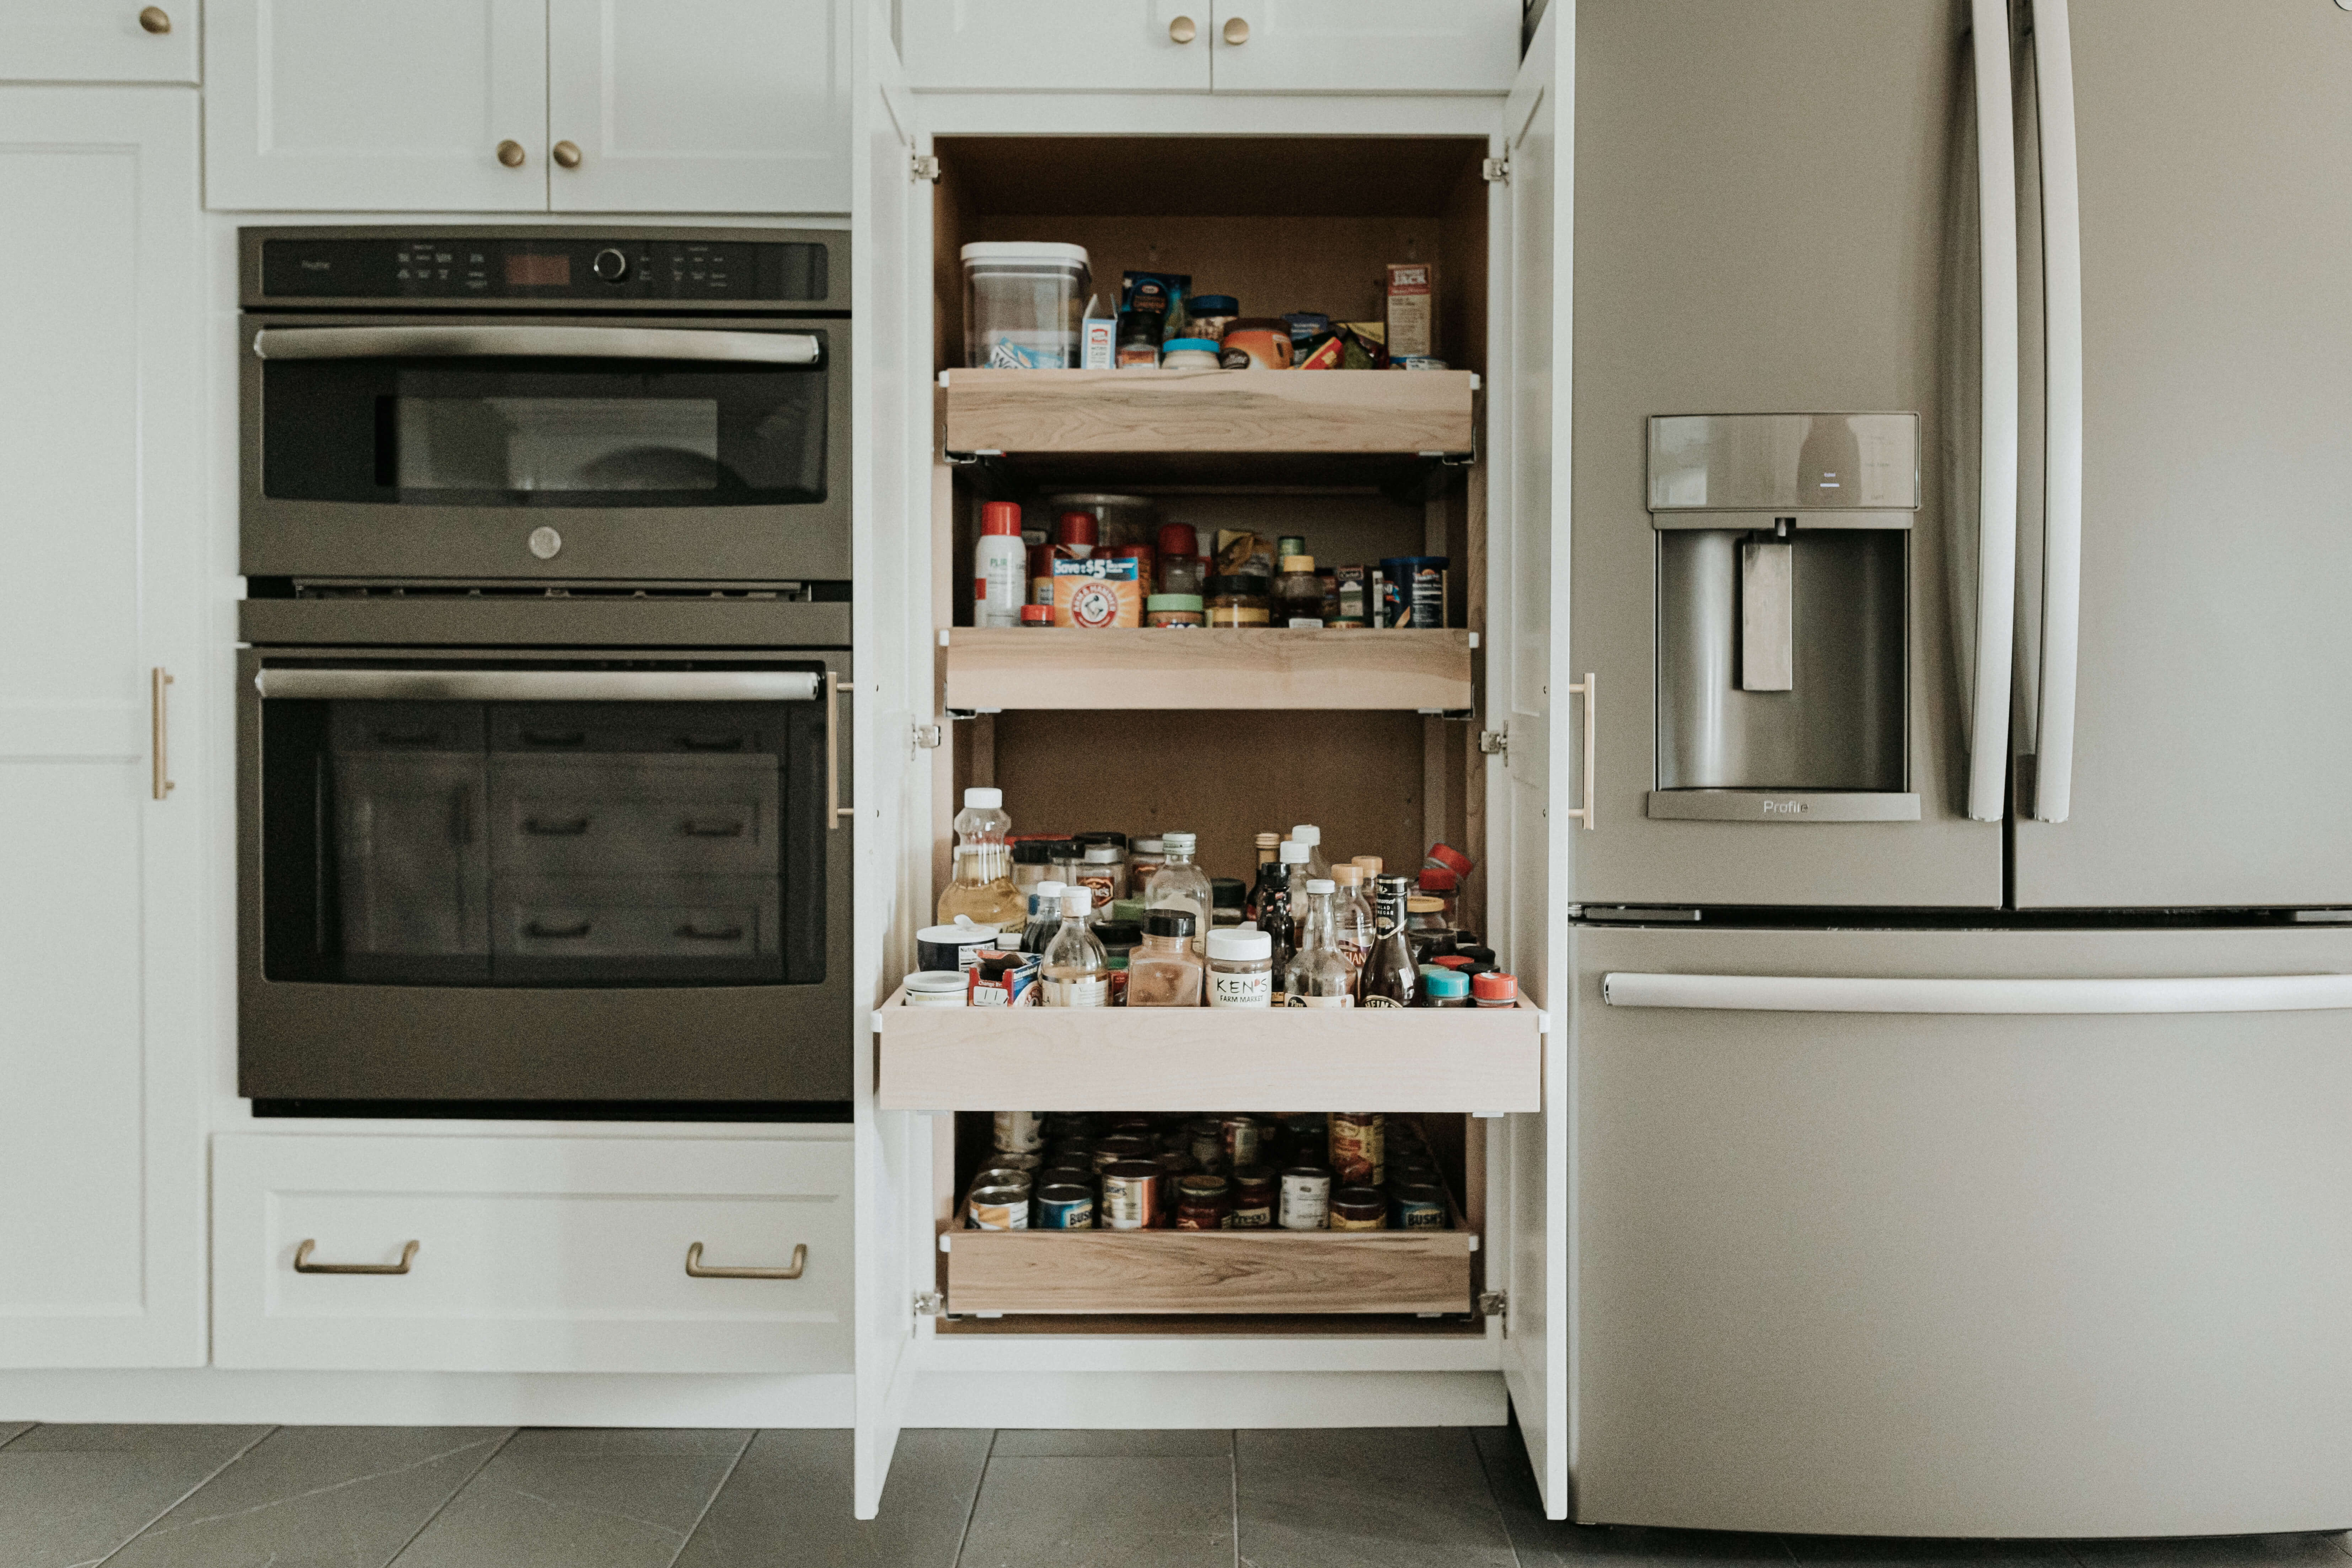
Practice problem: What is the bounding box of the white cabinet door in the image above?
[0,0,198,82]
[1488,3,1572,1520]
[0,89,206,1368]
[900,0,1210,93]
[548,0,850,213]
[204,0,546,211]
[1208,0,1519,94]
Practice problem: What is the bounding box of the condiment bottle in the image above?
[1358,873,1421,1009]
[1053,509,1098,561]
[937,787,1024,929]
[1125,910,1206,1007]
[1210,877,1246,929]
[1019,880,1067,953]
[1282,880,1355,1007]
[1328,863,1375,983]
[1289,823,1331,881]
[1418,866,1461,929]
[1206,926,1275,1008]
[975,502,1027,629]
[1261,839,1310,973]
[1157,523,1206,598]
[1273,554,1325,627]
[1243,833,1283,922]
[1143,830,1214,958]
[1040,888,1110,1007]
[1472,972,1519,1009]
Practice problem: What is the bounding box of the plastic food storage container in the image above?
[963,242,1090,369]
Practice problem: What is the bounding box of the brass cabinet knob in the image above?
[496,139,526,168]
[1167,14,1196,43]
[1222,15,1249,43]
[552,140,582,170]
[138,6,170,33]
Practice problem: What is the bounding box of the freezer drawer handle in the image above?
[685,1242,807,1280]
[1600,972,2352,1015]
[293,1239,419,1275]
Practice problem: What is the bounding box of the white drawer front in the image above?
[213,1134,850,1373]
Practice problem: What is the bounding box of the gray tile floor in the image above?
[2,1419,2348,1568]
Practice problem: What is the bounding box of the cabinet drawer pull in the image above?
[150,668,175,801]
[685,1242,806,1279]
[1222,15,1249,44]
[1168,14,1196,42]
[525,919,594,939]
[523,816,592,836]
[294,1239,419,1275]
[138,6,171,33]
[553,141,583,170]
[496,139,526,168]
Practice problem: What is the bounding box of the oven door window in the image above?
[261,693,828,986]
[259,352,827,508]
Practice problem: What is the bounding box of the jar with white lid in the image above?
[963,242,1090,369]
[1207,927,1275,1008]
[904,970,973,1008]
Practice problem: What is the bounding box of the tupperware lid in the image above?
[1162,338,1220,353]
[1146,594,1205,612]
[961,241,1091,269]
[1208,927,1273,961]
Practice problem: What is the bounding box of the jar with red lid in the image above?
[1053,510,1098,559]
[1471,971,1519,1008]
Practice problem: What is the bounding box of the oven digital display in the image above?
[504,253,572,287]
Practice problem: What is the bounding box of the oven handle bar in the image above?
[251,325,823,365]
[1600,972,2352,1015]
[255,668,822,703]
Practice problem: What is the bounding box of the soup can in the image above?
[1392,1182,1448,1230]
[1376,556,1448,628]
[1036,1165,1095,1193]
[968,1184,1031,1230]
[1036,1183,1096,1230]
[1229,1165,1276,1228]
[971,1166,1033,1197]
[1328,1112,1385,1188]
[1101,1160,1161,1230]
[1220,1115,1262,1172]
[917,922,1002,973]
[1278,1166,1331,1231]
[1329,1185,1387,1231]
[993,1109,1046,1154]
[1174,1202,1228,1230]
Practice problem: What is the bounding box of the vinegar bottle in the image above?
[1040,888,1110,1007]
[1328,863,1376,985]
[1282,881,1355,1007]
[1359,873,1420,1009]
[937,787,1024,930]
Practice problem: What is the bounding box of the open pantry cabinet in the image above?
[851,3,1576,1521]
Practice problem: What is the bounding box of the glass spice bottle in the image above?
[1039,888,1110,1007]
[1204,574,1271,627]
[1328,863,1376,985]
[1272,554,1325,627]
[1282,880,1355,1007]
[1358,873,1421,1010]
[1125,910,1206,1007]
[936,787,1025,930]
[1288,824,1331,881]
[1144,830,1214,959]
[1210,877,1247,929]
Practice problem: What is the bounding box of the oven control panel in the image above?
[254,234,832,306]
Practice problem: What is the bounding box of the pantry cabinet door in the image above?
[1488,2,1574,1520]
[899,0,1211,92]
[0,89,207,1367]
[850,0,936,1521]
[547,0,851,214]
[1208,0,1520,94]
[0,0,199,82]
[204,0,546,210]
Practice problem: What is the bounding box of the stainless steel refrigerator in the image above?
[1566,0,2352,1536]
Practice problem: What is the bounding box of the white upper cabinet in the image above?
[205,0,547,210]
[547,0,849,213]
[899,0,1209,92]
[207,0,851,212]
[0,0,198,82]
[1208,0,1521,94]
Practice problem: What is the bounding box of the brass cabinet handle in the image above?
[150,668,174,801]
[293,1239,419,1275]
[685,1242,807,1279]
[552,141,582,170]
[496,139,526,168]
[1168,14,1196,42]
[138,6,171,33]
[1222,15,1249,43]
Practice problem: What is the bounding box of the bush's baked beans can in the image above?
[1392,1182,1447,1230]
[993,1110,1045,1154]
[969,1184,1032,1230]
[1278,1166,1331,1230]
[1220,1115,1261,1172]
[1036,1183,1096,1229]
[1035,1165,1095,1194]
[1328,1112,1384,1187]
[1101,1160,1162,1230]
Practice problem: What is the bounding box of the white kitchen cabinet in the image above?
[1208,1,1521,94]
[207,0,848,213]
[0,88,208,1369]
[213,1135,854,1373]
[898,0,1209,93]
[0,0,198,83]
[547,0,850,213]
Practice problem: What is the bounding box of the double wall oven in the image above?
[236,227,853,1116]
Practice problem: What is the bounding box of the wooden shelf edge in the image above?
[943,627,1475,713]
[941,368,1477,456]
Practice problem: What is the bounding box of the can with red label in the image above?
[1327,1112,1384,1188]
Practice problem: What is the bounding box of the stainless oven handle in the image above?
[251,325,823,365]
[826,673,854,829]
[254,669,821,703]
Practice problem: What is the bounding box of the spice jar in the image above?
[1126,836,1167,891]
[1019,603,1054,627]
[1273,554,1325,627]
[1210,877,1246,929]
[1405,894,1451,958]
[1159,337,1221,369]
[1329,1186,1388,1231]
[1125,910,1206,1007]
[1472,971,1519,1008]
[1077,843,1127,909]
[1093,918,1141,1005]
[1186,295,1239,342]
[1146,594,1205,628]
[1206,926,1275,1007]
[1205,574,1271,628]
[1157,524,1205,596]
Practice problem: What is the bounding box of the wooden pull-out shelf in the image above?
[943,627,1473,712]
[941,368,1476,455]
[943,1223,1474,1316]
[875,991,1540,1113]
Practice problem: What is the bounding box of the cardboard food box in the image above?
[1386,263,1436,360]
[1051,556,1142,628]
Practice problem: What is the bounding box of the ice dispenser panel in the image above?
[1648,413,1919,823]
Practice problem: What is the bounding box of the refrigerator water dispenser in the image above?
[1648,413,1919,822]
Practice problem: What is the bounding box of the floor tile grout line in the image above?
[92,1423,280,1567]
[1466,1420,1530,1568]
[664,1428,758,1568]
[948,1427,1000,1568]
[1229,1428,1240,1568]
[380,1425,523,1568]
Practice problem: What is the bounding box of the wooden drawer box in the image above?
[212,1134,850,1373]
[943,1222,1476,1316]
[940,368,1477,456]
[943,628,1476,713]
[875,992,1542,1114]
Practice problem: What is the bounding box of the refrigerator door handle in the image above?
[2027,0,2085,823]
[1965,0,2022,823]
[1601,972,2352,1015]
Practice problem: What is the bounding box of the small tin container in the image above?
[1278,1166,1331,1231]
[1392,1182,1448,1230]
[1036,1183,1097,1230]
[1329,1186,1387,1231]
[902,969,973,1008]
[917,922,1003,974]
[1100,1160,1162,1230]
[1173,1173,1231,1213]
[993,1109,1045,1154]
[1328,1112,1385,1188]
[1220,1114,1262,1172]
[968,1184,1032,1230]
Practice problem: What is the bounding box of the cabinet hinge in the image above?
[914,1290,944,1317]
[1478,729,1509,756]
[911,154,941,184]
[1482,157,1511,183]
[1477,1290,1508,1319]
[911,722,943,751]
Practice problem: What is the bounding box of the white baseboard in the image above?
[907,1370,1509,1429]
[0,1369,852,1427]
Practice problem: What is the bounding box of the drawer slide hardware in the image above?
[1482,157,1510,183]
[914,1290,945,1317]
[684,1242,807,1280]
[294,1238,419,1275]
[1477,1290,1507,1319]
[911,153,941,184]
[1478,728,1508,755]
[911,722,943,751]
